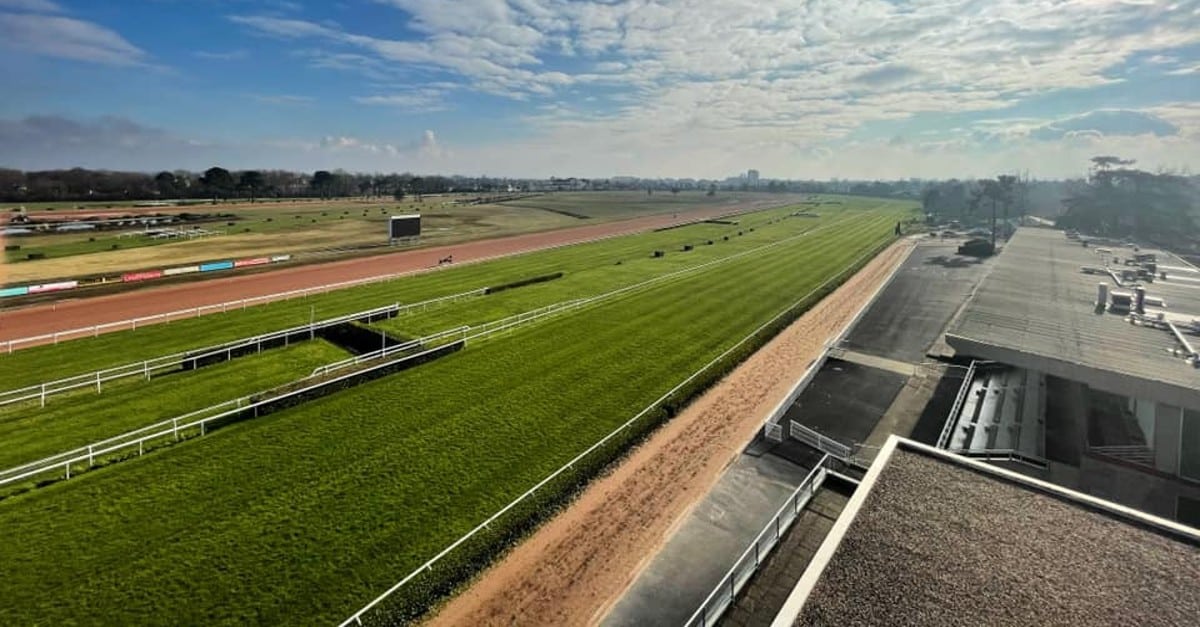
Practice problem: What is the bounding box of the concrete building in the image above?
[747,169,760,185]
[942,227,1200,525]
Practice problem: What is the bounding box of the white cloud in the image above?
[0,0,61,13]
[419,129,447,159]
[0,12,147,66]
[194,49,249,61]
[354,89,449,112]
[251,94,315,105]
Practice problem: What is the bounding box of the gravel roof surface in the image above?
[946,227,1200,405]
[796,449,1200,626]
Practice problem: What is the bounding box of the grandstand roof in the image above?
[774,438,1200,627]
[945,227,1200,410]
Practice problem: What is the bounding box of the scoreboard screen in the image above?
[389,214,421,239]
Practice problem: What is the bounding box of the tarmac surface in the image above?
[779,359,908,446]
[842,240,993,363]
[598,239,996,627]
[602,453,816,627]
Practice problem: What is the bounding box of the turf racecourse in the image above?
[0,197,913,625]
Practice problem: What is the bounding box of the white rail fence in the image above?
[684,455,834,627]
[0,303,401,409]
[339,230,893,626]
[0,342,461,490]
[0,264,485,354]
[0,204,765,354]
[789,420,853,460]
[311,325,471,378]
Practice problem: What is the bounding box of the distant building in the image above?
[747,169,760,184]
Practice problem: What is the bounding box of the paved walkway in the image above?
[601,453,815,626]
[718,487,851,627]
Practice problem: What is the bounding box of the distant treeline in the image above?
[920,156,1199,246]
[0,167,480,203]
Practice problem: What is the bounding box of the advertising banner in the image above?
[122,270,164,282]
[199,261,235,272]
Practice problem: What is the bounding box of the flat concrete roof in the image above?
[773,438,1200,627]
[946,227,1200,410]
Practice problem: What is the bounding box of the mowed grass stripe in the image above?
[0,208,906,625]
[0,212,754,386]
[0,199,882,388]
[0,340,349,470]
[374,209,865,337]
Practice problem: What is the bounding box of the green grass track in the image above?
[0,340,348,471]
[0,206,907,624]
[0,196,906,390]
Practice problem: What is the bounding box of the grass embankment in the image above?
[0,200,841,390]
[0,204,909,625]
[0,340,348,470]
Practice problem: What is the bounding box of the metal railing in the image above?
[959,448,1049,468]
[337,227,883,626]
[790,421,852,459]
[0,343,457,489]
[311,325,471,377]
[0,303,400,408]
[0,267,483,353]
[936,359,979,449]
[684,455,833,627]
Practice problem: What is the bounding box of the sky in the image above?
[0,0,1198,179]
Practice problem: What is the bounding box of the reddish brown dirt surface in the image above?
[427,239,914,627]
[0,203,766,343]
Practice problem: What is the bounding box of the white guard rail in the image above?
[339,223,891,627]
[789,420,853,460]
[684,455,833,627]
[0,342,457,489]
[0,303,401,409]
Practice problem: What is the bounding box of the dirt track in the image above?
[0,202,768,343]
[427,238,914,627]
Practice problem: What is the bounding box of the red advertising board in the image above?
[122,270,164,283]
[234,257,270,268]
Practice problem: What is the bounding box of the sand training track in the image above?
[0,202,772,343]
[427,238,914,627]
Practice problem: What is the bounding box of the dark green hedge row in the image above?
[484,272,564,295]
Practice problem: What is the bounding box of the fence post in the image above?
[174,418,179,441]
[65,462,70,480]
[96,371,102,394]
[88,445,94,467]
[145,361,150,380]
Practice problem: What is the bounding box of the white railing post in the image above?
[88,445,94,467]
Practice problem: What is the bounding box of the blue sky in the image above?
[0,0,1198,178]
